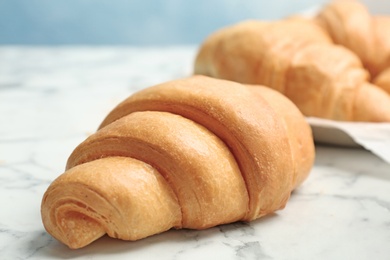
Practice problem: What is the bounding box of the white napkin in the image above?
[307,117,390,164]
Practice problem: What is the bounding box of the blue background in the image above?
[0,0,387,45]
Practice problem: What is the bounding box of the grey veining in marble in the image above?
[1,47,390,260]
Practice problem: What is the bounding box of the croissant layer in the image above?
[42,156,182,249]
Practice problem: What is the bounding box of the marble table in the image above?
[1,46,389,260]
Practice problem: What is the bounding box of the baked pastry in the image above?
[316,0,390,79]
[194,16,390,122]
[41,76,315,249]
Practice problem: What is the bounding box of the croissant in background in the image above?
[194,1,390,122]
[41,76,315,249]
[316,0,390,95]
[316,0,390,81]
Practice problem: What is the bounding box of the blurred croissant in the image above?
[41,76,315,249]
[316,0,390,81]
[194,2,390,122]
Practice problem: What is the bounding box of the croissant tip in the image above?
[56,211,106,249]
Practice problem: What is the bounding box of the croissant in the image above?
[194,17,390,122]
[41,76,315,249]
[316,0,390,80]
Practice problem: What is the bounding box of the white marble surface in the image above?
[1,46,390,260]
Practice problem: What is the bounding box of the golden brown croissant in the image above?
[41,76,315,249]
[194,17,390,122]
[316,0,390,87]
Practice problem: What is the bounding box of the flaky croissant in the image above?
[194,16,390,122]
[41,76,315,249]
[316,0,390,81]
